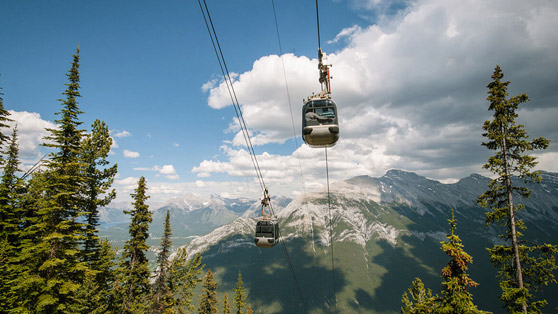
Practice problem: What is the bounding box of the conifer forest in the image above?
[0,48,557,313]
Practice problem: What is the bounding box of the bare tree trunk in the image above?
[502,126,527,314]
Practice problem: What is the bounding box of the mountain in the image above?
[98,193,291,257]
[181,170,558,314]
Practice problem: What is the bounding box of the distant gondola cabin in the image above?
[254,219,279,248]
[302,95,339,148]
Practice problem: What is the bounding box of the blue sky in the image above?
[1,0,557,207]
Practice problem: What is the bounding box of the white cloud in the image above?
[113,130,131,138]
[134,164,180,180]
[6,110,56,167]
[201,0,558,184]
[123,149,140,158]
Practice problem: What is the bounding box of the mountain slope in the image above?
[181,170,558,314]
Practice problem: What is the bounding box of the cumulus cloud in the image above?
[200,0,558,184]
[134,164,180,180]
[112,130,131,138]
[123,149,140,158]
[6,110,56,167]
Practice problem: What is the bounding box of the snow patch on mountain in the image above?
[185,217,255,258]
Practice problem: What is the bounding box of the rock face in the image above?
[181,170,558,314]
[99,194,290,251]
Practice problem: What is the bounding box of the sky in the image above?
[1,0,557,208]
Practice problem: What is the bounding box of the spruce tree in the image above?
[95,239,118,313]
[0,127,24,310]
[81,119,117,265]
[222,293,231,314]
[438,210,485,313]
[198,269,218,314]
[0,83,13,162]
[233,271,247,314]
[169,248,204,313]
[152,210,174,314]
[401,278,437,313]
[116,176,152,313]
[12,48,89,313]
[478,65,557,313]
[244,304,253,314]
[0,127,23,248]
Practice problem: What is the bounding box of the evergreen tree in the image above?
[81,119,117,265]
[0,127,23,247]
[169,248,204,313]
[0,83,13,161]
[73,268,109,314]
[244,304,253,314]
[222,293,231,314]
[12,48,90,313]
[116,176,152,313]
[438,210,485,314]
[478,65,557,313]
[233,271,247,314]
[401,278,437,314]
[198,269,218,314]
[94,239,118,313]
[0,127,24,310]
[152,210,174,314]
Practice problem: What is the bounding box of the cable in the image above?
[270,0,310,207]
[21,154,48,180]
[197,0,266,193]
[197,1,306,310]
[315,0,322,49]
[325,147,338,313]
[277,226,308,313]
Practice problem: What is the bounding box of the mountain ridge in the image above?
[178,170,558,314]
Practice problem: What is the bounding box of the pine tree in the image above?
[198,269,218,314]
[233,271,247,314]
[116,176,152,313]
[222,293,231,314]
[401,278,437,313]
[438,210,485,313]
[478,65,557,313]
[12,47,90,313]
[0,126,24,310]
[152,210,174,314]
[81,119,117,265]
[169,248,204,313]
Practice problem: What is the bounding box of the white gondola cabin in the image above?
[254,219,279,248]
[302,94,339,148]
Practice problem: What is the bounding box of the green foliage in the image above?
[233,271,247,314]
[116,176,152,313]
[402,211,487,313]
[0,83,13,161]
[152,210,174,314]
[169,248,204,313]
[11,48,90,313]
[438,210,485,314]
[222,293,231,314]
[401,278,437,313]
[198,269,218,314]
[244,304,253,314]
[478,65,556,313]
[0,127,25,310]
[81,119,117,264]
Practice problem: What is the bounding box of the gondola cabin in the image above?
[254,219,279,248]
[302,95,339,148]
